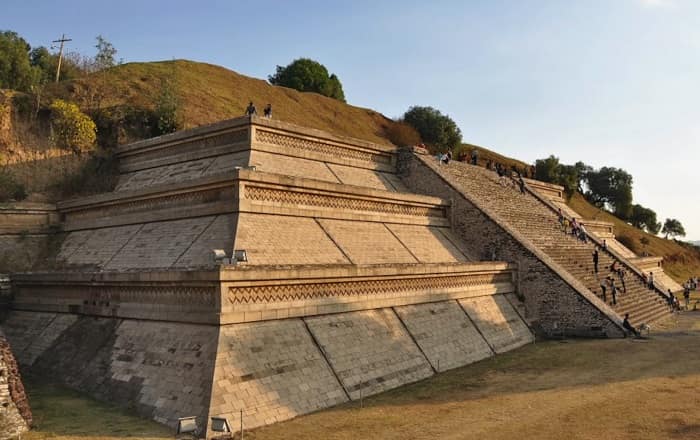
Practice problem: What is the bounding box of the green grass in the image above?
[22,375,170,440]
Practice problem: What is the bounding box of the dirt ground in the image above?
[22,311,700,440]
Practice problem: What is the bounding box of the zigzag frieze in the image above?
[228,273,512,304]
[28,285,217,306]
[124,129,248,164]
[243,185,446,218]
[65,187,232,221]
[255,129,392,164]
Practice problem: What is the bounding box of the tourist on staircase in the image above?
[622,314,640,338]
[593,249,599,274]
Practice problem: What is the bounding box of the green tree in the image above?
[154,79,181,135]
[402,106,462,150]
[629,204,661,234]
[585,167,633,219]
[94,35,117,70]
[534,156,590,196]
[268,58,346,102]
[661,218,686,239]
[49,99,97,154]
[535,155,560,183]
[30,46,83,82]
[0,30,39,92]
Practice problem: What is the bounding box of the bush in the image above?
[0,168,27,202]
[269,58,346,102]
[49,99,97,154]
[52,147,119,198]
[154,79,181,135]
[402,106,462,150]
[386,121,421,147]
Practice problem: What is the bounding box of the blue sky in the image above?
[5,0,699,239]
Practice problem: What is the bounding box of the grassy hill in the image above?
[45,59,396,146]
[568,192,700,282]
[3,59,698,282]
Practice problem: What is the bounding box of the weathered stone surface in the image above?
[394,300,493,371]
[305,308,434,400]
[459,295,534,353]
[0,329,31,439]
[209,319,347,429]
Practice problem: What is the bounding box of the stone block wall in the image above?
[398,150,624,338]
[0,329,31,439]
[3,292,533,434]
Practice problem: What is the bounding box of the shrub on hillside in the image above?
[386,121,421,147]
[49,99,97,154]
[0,168,27,202]
[51,147,118,198]
[402,106,462,150]
[269,58,346,102]
[154,79,181,135]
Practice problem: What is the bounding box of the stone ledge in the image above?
[59,170,450,231]
[11,262,515,324]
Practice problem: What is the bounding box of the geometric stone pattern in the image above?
[305,309,434,400]
[394,301,494,371]
[459,295,535,353]
[255,129,392,166]
[244,185,445,218]
[234,214,350,265]
[386,224,469,263]
[227,273,513,305]
[317,219,418,265]
[209,319,348,429]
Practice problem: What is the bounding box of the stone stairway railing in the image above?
[521,174,673,304]
[419,157,668,326]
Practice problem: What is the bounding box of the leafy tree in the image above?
[534,155,560,183]
[629,204,661,234]
[154,79,181,135]
[402,106,462,150]
[585,167,633,219]
[534,156,590,195]
[661,218,686,239]
[49,99,97,154]
[0,30,39,92]
[94,35,117,70]
[268,58,346,102]
[30,46,83,82]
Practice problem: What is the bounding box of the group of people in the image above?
[557,209,588,243]
[245,101,273,118]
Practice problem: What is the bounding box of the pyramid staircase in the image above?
[406,155,671,327]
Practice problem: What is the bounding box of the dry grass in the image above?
[44,60,396,146]
[568,192,700,282]
[20,313,700,440]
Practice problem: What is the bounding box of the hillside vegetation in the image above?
[2,59,697,282]
[569,192,700,281]
[46,59,394,145]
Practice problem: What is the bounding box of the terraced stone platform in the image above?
[2,117,538,436]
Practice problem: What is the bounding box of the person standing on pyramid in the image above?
[245,101,257,116]
[592,249,599,274]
